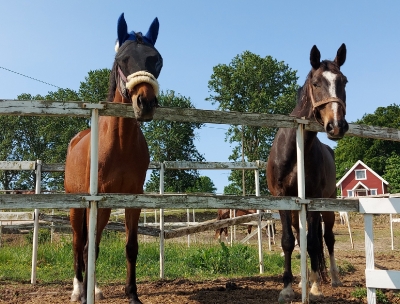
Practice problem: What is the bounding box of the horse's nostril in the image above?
[137,95,142,107]
[326,123,334,134]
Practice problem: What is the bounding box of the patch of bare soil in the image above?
[1,213,400,303]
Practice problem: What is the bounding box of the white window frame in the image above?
[355,169,367,180]
[347,190,354,197]
[370,189,378,196]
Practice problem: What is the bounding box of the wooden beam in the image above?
[98,194,302,211]
[0,193,361,212]
[0,194,88,209]
[0,212,34,221]
[0,161,36,171]
[163,213,268,239]
[1,100,399,141]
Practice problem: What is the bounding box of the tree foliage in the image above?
[0,69,111,191]
[334,104,400,192]
[383,152,400,193]
[207,51,299,195]
[143,91,216,193]
[79,69,111,102]
[186,176,217,194]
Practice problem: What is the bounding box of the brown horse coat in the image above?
[65,13,162,304]
[267,44,348,303]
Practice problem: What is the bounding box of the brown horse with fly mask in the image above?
[267,44,348,303]
[65,13,162,304]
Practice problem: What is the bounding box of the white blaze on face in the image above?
[322,71,339,125]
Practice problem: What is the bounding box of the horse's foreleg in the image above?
[79,208,111,304]
[278,210,296,303]
[70,209,86,302]
[125,208,142,304]
[321,211,343,287]
[307,211,325,299]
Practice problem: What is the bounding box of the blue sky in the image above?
[1,1,399,193]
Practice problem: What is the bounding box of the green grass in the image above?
[351,287,389,304]
[0,230,292,284]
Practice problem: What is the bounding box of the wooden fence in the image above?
[1,99,400,304]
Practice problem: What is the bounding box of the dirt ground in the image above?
[1,213,400,304]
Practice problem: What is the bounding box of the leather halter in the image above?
[308,81,346,126]
[117,65,131,101]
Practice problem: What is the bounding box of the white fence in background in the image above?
[1,99,400,304]
[0,160,277,283]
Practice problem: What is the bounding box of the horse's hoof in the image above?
[278,289,295,303]
[129,298,143,304]
[70,293,80,302]
[309,286,323,300]
[95,291,105,300]
[309,292,323,301]
[332,280,343,287]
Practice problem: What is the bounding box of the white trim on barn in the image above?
[351,181,370,191]
[336,160,389,187]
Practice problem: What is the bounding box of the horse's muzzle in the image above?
[325,119,349,140]
[134,95,158,122]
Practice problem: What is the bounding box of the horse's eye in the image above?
[313,82,319,88]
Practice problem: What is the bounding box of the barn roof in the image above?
[336,160,389,187]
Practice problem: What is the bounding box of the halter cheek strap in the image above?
[308,82,346,125]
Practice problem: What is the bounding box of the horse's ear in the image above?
[117,13,129,49]
[310,45,321,70]
[145,17,159,46]
[334,43,347,67]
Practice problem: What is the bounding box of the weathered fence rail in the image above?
[0,193,359,211]
[1,99,400,142]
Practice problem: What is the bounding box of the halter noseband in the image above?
[308,81,346,126]
[117,67,159,101]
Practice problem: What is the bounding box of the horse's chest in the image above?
[97,141,149,191]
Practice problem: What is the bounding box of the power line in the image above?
[0,66,62,89]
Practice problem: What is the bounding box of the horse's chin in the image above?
[132,107,156,122]
[326,135,343,141]
[134,112,154,122]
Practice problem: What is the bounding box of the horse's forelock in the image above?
[320,60,341,73]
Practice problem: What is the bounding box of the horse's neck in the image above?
[99,90,142,148]
[291,84,314,119]
[289,83,319,150]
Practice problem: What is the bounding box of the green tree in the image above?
[383,152,400,193]
[335,104,400,183]
[79,69,111,102]
[0,68,111,191]
[10,90,88,190]
[186,176,217,194]
[144,90,208,193]
[207,51,299,195]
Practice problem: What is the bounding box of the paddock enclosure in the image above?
[1,99,400,303]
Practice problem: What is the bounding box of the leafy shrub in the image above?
[338,260,356,275]
[351,287,389,303]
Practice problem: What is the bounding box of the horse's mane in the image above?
[107,61,118,102]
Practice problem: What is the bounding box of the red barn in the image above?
[336,160,389,197]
